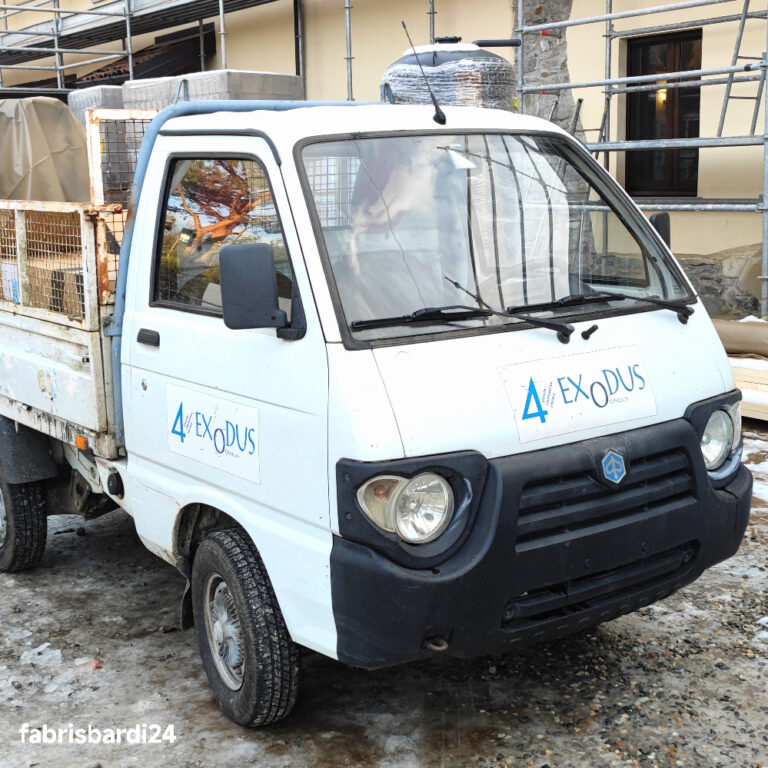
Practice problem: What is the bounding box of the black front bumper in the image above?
[330,418,752,669]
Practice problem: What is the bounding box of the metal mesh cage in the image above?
[97,117,148,208]
[0,209,17,303]
[25,211,84,318]
[1,110,155,322]
[91,112,154,295]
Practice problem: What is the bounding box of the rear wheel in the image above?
[191,529,299,727]
[0,477,47,572]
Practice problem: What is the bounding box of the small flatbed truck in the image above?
[0,100,751,726]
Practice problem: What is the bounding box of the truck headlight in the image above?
[356,472,455,544]
[701,410,734,471]
[394,473,454,543]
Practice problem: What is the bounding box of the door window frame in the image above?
[149,152,294,317]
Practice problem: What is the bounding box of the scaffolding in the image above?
[0,0,280,94]
[515,0,768,316]
[0,0,132,91]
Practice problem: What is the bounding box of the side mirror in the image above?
[649,212,671,248]
[219,243,289,330]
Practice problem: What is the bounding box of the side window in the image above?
[155,157,293,314]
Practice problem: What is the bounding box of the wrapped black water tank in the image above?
[380,43,514,111]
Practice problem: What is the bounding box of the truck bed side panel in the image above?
[0,312,107,433]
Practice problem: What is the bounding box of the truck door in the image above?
[120,135,330,633]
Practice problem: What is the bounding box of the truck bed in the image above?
[0,109,155,459]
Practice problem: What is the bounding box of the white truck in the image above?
[0,101,752,727]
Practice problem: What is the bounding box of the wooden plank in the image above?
[742,400,768,420]
[732,366,768,386]
[729,358,768,421]
[734,372,768,391]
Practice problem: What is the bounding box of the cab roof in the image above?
[160,103,570,153]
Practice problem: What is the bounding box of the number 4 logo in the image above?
[171,402,186,443]
[522,377,548,423]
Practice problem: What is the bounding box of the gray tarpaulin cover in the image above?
[0,97,89,202]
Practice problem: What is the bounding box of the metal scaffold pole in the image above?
[344,0,353,101]
[516,0,524,113]
[52,0,63,88]
[603,0,612,165]
[125,0,133,81]
[762,43,768,316]
[602,0,612,258]
[428,0,436,44]
[218,0,227,69]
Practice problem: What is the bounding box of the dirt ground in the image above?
[1,425,767,768]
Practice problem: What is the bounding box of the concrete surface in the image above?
[1,425,767,768]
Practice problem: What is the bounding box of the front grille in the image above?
[502,543,697,631]
[516,448,695,549]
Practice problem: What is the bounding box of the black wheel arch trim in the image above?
[0,415,57,484]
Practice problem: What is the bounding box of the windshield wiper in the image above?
[508,289,695,325]
[445,276,574,343]
[575,289,695,324]
[508,292,619,315]
[350,305,493,331]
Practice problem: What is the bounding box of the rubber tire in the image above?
[191,529,300,727]
[0,477,47,572]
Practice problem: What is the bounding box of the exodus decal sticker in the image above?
[499,346,656,442]
[167,383,260,482]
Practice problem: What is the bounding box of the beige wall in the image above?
[219,0,517,102]
[0,1,764,256]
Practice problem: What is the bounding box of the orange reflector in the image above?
[75,435,88,451]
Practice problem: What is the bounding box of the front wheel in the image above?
[0,476,47,572]
[191,529,299,727]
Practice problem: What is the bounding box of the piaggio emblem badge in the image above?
[601,450,627,485]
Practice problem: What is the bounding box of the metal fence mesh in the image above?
[98,117,148,207]
[25,211,85,318]
[1,112,154,319]
[96,116,152,294]
[0,210,18,303]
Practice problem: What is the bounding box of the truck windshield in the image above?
[300,133,691,342]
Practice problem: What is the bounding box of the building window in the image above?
[626,30,702,196]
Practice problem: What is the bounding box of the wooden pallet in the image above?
[730,357,768,421]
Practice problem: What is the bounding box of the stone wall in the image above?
[519,1,584,137]
[677,244,761,318]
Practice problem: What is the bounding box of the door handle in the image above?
[137,328,160,347]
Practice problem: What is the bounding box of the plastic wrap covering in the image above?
[122,69,304,110]
[68,85,124,126]
[0,97,89,203]
[381,43,514,111]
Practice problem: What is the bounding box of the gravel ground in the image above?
[1,425,766,768]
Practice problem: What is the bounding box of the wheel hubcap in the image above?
[0,486,7,548]
[203,573,245,690]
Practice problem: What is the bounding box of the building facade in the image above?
[0,0,765,314]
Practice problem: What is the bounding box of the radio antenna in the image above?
[401,20,446,125]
